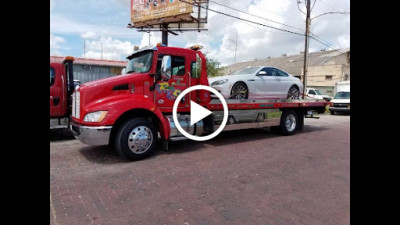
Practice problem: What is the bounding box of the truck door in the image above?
[50,63,65,117]
[154,54,189,111]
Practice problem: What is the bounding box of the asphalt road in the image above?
[50,114,350,225]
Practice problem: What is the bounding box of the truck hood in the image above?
[78,73,144,107]
[331,99,350,104]
[80,73,136,89]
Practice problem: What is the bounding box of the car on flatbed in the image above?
[208,66,303,100]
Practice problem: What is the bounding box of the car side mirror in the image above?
[160,55,172,81]
[121,68,126,75]
[257,71,267,76]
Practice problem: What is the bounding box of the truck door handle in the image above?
[53,97,60,106]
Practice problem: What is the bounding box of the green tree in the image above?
[203,54,225,77]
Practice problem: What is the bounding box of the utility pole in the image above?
[303,0,311,98]
[83,40,86,58]
[162,23,168,46]
[101,41,103,59]
[234,31,237,64]
[148,31,151,45]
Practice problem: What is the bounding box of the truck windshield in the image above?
[334,92,350,99]
[125,51,154,74]
[231,67,261,75]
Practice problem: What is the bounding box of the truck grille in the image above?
[72,89,80,119]
[333,103,348,108]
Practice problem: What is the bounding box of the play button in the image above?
[172,85,228,141]
[190,100,212,125]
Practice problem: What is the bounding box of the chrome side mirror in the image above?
[121,68,126,75]
[161,55,172,80]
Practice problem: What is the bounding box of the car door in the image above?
[274,68,293,98]
[252,67,281,98]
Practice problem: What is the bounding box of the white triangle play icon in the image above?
[190,100,212,126]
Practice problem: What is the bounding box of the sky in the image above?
[50,0,350,66]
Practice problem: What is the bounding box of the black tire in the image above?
[115,118,157,161]
[230,82,248,99]
[330,110,335,115]
[272,110,298,135]
[287,86,300,99]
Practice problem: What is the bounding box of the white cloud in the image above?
[81,31,97,39]
[50,33,66,55]
[83,36,135,60]
[50,0,349,64]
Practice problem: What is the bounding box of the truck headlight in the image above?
[84,111,108,122]
[211,79,228,86]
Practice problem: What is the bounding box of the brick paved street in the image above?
[50,114,350,225]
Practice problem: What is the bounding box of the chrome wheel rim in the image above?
[128,126,153,154]
[285,114,296,132]
[231,84,247,99]
[288,87,299,99]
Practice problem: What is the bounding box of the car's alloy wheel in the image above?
[287,86,300,99]
[230,83,248,99]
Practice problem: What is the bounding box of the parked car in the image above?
[208,66,303,99]
[306,88,331,101]
[329,81,350,115]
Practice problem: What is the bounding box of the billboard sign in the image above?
[131,0,193,24]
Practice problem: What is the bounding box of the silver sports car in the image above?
[208,66,303,99]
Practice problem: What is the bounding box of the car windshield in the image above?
[231,67,260,75]
[334,92,350,99]
[125,51,154,74]
[314,89,322,95]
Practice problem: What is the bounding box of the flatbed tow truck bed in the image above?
[203,99,328,132]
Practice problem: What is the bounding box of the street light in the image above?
[301,0,349,98]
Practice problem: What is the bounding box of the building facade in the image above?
[50,56,127,84]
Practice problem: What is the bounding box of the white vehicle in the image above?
[208,66,304,99]
[329,81,350,115]
[306,88,331,101]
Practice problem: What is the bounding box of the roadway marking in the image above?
[50,193,59,225]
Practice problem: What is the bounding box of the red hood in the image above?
[78,73,145,109]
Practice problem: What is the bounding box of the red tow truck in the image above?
[50,56,75,129]
[70,44,328,160]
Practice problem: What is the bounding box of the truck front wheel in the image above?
[115,118,157,160]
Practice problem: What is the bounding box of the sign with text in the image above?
[131,0,193,24]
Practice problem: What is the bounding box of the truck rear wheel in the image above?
[271,110,298,135]
[115,118,157,160]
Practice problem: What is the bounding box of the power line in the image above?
[181,0,306,37]
[209,0,305,33]
[297,0,307,15]
[181,0,345,54]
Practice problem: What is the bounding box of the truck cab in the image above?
[329,81,350,115]
[70,44,209,149]
[306,88,331,101]
[50,56,75,129]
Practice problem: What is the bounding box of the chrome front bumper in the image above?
[329,107,350,112]
[70,121,112,146]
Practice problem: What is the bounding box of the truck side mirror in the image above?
[257,71,267,76]
[161,55,172,81]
